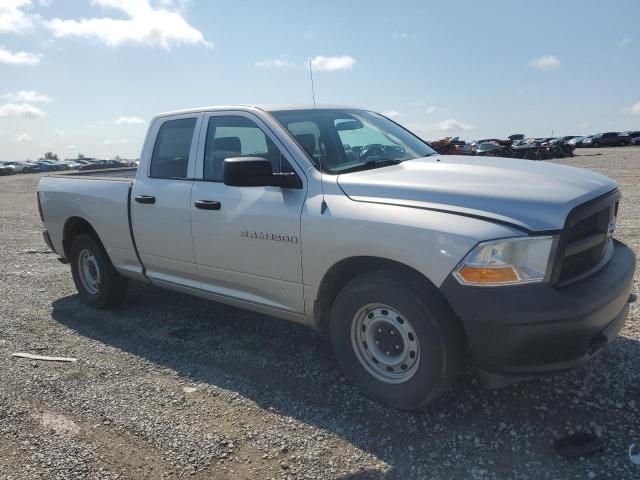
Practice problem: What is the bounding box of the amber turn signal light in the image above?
[457,266,519,284]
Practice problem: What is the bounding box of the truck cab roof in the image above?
[153,104,362,120]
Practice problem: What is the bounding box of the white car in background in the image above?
[2,160,39,173]
[59,160,83,169]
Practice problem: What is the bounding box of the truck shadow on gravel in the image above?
[51,282,640,478]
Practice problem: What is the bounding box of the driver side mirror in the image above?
[223,157,302,189]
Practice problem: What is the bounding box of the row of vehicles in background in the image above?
[432,130,640,160]
[569,131,640,148]
[0,158,138,176]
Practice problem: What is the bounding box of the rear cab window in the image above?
[150,117,197,179]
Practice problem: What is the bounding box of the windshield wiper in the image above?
[336,158,404,174]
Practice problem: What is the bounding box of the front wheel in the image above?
[329,270,466,410]
[70,234,128,309]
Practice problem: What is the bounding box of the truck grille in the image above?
[553,191,619,285]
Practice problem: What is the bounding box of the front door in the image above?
[190,112,307,313]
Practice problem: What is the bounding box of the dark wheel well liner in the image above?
[62,217,107,260]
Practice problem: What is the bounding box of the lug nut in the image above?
[390,330,396,336]
[385,350,390,355]
[395,344,400,350]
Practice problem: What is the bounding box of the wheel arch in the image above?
[62,216,108,260]
[313,256,449,332]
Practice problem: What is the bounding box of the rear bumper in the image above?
[440,240,636,378]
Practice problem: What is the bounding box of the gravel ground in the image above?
[0,147,638,479]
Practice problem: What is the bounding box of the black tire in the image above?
[70,234,128,309]
[592,141,600,148]
[329,270,466,410]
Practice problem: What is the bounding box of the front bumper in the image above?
[440,240,636,379]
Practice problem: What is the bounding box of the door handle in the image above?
[134,195,156,204]
[194,200,221,211]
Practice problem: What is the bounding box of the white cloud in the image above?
[255,57,294,69]
[310,55,355,72]
[383,110,400,118]
[54,129,65,136]
[0,46,40,65]
[529,55,560,69]
[630,101,640,115]
[392,32,414,40]
[0,102,46,118]
[4,90,51,102]
[426,106,436,114]
[46,0,211,49]
[103,138,129,145]
[66,145,77,150]
[114,116,145,124]
[16,133,34,142]
[0,0,34,33]
[436,119,475,131]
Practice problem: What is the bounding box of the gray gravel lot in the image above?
[0,147,638,479]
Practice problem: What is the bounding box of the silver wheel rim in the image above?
[350,303,420,384]
[78,248,101,295]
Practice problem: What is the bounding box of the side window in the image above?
[150,117,197,179]
[203,115,292,181]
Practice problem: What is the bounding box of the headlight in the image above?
[453,236,554,286]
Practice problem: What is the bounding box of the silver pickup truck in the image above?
[37,105,636,409]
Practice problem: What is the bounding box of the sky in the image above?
[0,0,639,161]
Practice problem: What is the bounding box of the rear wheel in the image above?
[329,270,466,409]
[70,234,128,308]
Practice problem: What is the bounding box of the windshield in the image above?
[271,109,437,174]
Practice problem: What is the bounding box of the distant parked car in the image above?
[567,136,586,146]
[2,160,39,173]
[34,161,59,172]
[631,136,640,145]
[78,159,128,171]
[581,132,625,147]
[58,160,83,169]
[475,141,506,157]
[0,163,16,175]
[617,131,640,145]
[551,136,578,143]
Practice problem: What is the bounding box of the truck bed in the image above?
[51,167,137,181]
[38,170,143,279]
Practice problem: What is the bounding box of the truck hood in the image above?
[336,155,618,231]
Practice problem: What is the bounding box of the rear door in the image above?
[131,113,203,288]
[190,111,307,313]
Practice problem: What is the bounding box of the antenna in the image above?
[308,58,326,213]
[309,59,316,108]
